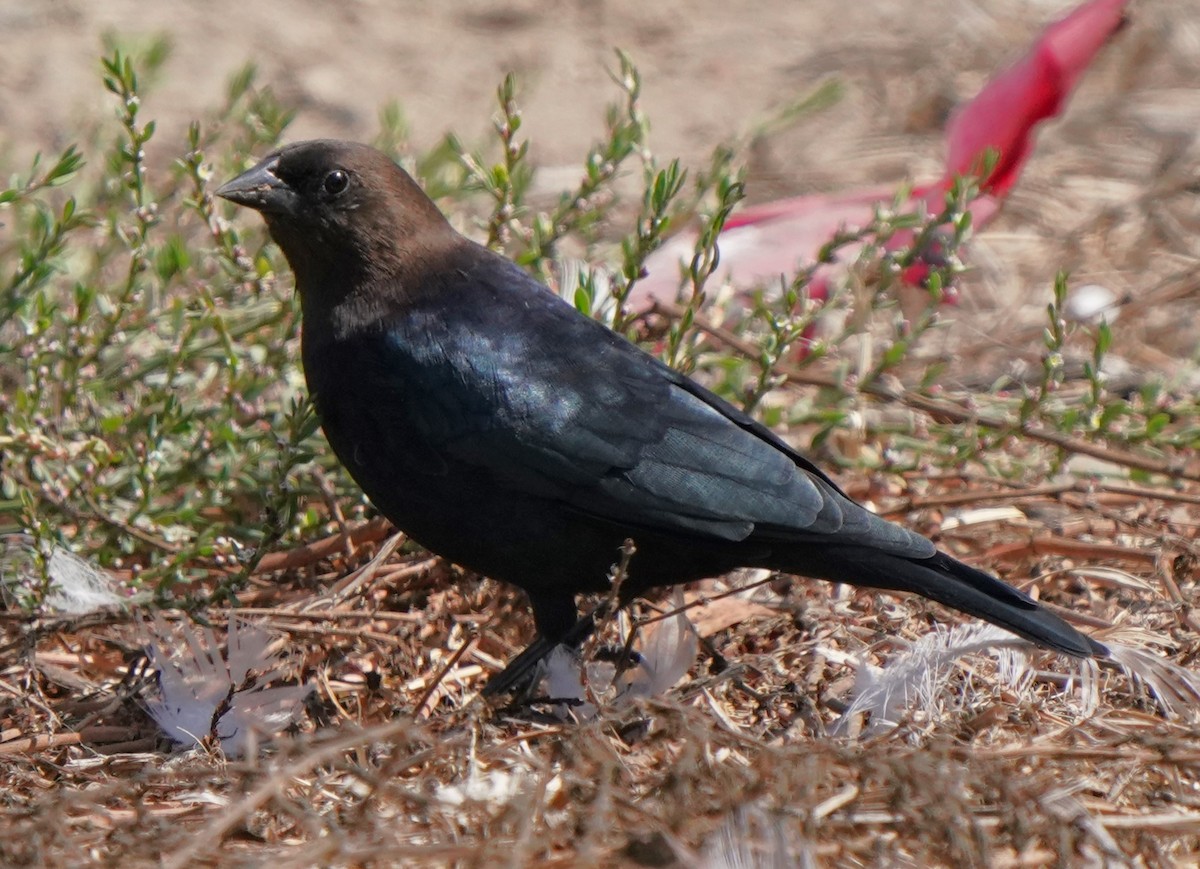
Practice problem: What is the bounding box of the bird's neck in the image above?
[290,230,465,341]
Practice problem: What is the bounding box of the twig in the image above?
[0,725,153,755]
[884,482,1077,514]
[984,535,1159,566]
[253,517,394,574]
[233,607,426,623]
[637,571,782,628]
[300,531,412,608]
[413,634,478,718]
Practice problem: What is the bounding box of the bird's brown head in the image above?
[216,140,457,308]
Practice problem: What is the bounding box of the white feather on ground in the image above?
[43,547,128,614]
[834,623,1200,737]
[542,644,597,720]
[618,600,700,701]
[1103,632,1200,719]
[834,624,1061,737]
[144,615,310,756]
[536,595,700,720]
[695,806,819,869]
[0,539,128,614]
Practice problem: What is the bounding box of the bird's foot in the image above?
[481,611,599,700]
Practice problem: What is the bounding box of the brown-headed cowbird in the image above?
[216,140,1106,692]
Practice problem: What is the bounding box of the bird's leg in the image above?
[481,609,598,699]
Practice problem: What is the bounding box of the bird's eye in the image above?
[323,169,350,197]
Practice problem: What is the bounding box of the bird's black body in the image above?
[217,140,1105,670]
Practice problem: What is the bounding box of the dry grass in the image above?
[3,465,1200,867]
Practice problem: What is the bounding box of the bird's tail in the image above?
[801,547,1107,658]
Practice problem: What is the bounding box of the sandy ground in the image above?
[0,0,1177,179]
[4,0,959,170]
[3,1,1198,358]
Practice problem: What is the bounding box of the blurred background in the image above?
[1,0,1187,182]
[3,0,1197,344]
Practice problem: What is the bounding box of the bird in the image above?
[216,139,1106,694]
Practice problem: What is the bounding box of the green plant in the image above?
[2,44,1193,617]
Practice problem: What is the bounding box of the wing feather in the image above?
[379,254,933,558]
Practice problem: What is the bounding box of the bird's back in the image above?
[301,239,933,584]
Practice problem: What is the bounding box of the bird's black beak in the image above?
[215,156,296,214]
